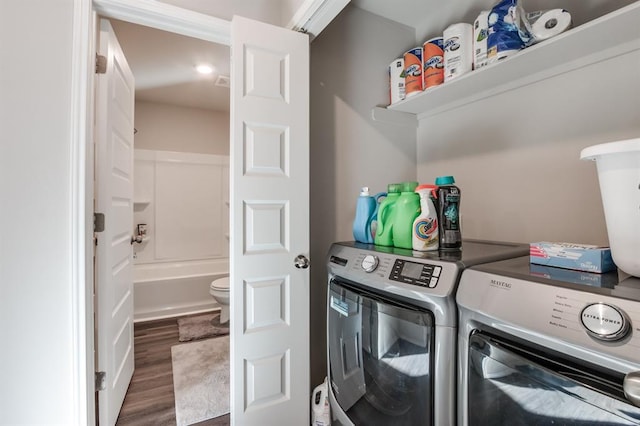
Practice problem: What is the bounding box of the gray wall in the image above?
[0,0,87,423]
[417,50,640,245]
[309,5,417,387]
[308,2,640,390]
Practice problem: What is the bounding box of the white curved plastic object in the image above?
[581,138,640,277]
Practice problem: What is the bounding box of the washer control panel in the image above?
[389,259,442,288]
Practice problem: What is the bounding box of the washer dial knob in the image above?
[361,255,379,272]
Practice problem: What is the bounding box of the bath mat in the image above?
[177,312,229,342]
[172,335,230,426]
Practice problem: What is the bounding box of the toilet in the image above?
[209,276,230,324]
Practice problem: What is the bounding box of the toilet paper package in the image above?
[423,37,444,88]
[473,11,489,69]
[524,9,572,44]
[443,23,473,82]
[404,47,423,97]
[487,0,531,64]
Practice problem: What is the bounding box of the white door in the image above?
[95,18,136,426]
[230,16,310,425]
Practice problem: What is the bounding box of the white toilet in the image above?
[209,276,230,324]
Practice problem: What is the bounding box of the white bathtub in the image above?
[133,258,228,322]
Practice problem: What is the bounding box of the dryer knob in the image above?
[580,303,630,341]
[361,255,379,272]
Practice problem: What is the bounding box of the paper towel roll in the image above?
[389,58,405,104]
[527,9,572,43]
[443,23,473,82]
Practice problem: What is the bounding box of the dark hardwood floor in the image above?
[115,315,230,426]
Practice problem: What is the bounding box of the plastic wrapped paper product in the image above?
[388,58,405,104]
[486,0,531,64]
[403,47,423,96]
[473,11,490,69]
[423,37,444,88]
[443,23,473,82]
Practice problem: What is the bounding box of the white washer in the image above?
[326,239,529,426]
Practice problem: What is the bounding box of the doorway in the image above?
[104,17,232,424]
[92,4,234,423]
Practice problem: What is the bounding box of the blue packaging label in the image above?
[476,28,488,42]
[443,37,460,52]
[424,55,443,69]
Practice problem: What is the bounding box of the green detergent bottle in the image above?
[374,183,401,246]
[392,181,420,249]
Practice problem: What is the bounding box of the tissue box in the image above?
[529,263,619,288]
[530,242,616,273]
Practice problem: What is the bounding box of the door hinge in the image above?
[95,371,106,391]
[95,54,107,74]
[94,212,105,233]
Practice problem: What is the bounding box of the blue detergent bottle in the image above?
[353,187,385,244]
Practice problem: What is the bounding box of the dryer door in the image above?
[328,278,435,425]
[467,331,640,425]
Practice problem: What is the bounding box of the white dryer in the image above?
[457,256,640,425]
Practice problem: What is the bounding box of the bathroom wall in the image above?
[133,149,229,263]
[133,101,230,264]
[134,101,229,155]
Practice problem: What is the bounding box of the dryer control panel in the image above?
[389,259,442,288]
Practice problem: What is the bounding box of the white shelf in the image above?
[377,3,640,120]
[134,200,151,212]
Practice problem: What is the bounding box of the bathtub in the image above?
[133,258,228,322]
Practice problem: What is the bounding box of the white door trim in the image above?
[93,0,231,45]
[70,1,95,425]
[286,0,350,40]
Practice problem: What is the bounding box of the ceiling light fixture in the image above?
[196,64,214,74]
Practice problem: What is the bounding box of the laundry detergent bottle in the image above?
[435,175,462,250]
[374,183,401,247]
[392,181,420,249]
[353,187,385,244]
[412,184,439,251]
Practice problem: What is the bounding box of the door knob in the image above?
[294,254,310,269]
[130,235,143,245]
